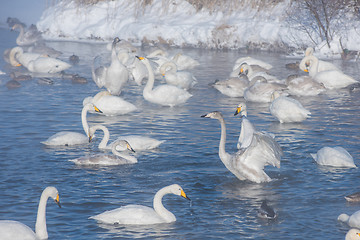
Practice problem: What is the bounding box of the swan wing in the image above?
[42,131,88,146]
[92,66,107,88]
[0,220,36,240]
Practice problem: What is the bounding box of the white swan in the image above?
[339,210,360,229]
[41,103,101,146]
[128,55,148,85]
[89,124,165,151]
[159,61,197,90]
[244,76,287,103]
[233,102,255,149]
[232,56,273,73]
[92,37,129,95]
[269,91,311,123]
[299,47,339,72]
[26,56,71,74]
[137,56,192,107]
[238,63,280,82]
[286,75,326,96]
[171,52,200,70]
[83,91,137,116]
[212,74,250,98]
[69,139,137,165]
[146,49,172,75]
[201,111,281,183]
[90,184,190,225]
[9,46,43,67]
[0,186,60,240]
[311,146,356,168]
[346,229,360,240]
[12,23,42,46]
[302,55,358,89]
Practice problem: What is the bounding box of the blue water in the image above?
[0,27,360,239]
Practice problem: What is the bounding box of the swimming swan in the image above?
[338,210,360,229]
[92,37,128,95]
[137,56,192,107]
[211,74,250,98]
[302,55,358,89]
[299,47,339,72]
[159,61,197,90]
[9,46,43,67]
[172,52,200,70]
[26,57,71,74]
[0,186,60,240]
[285,75,326,96]
[83,90,137,116]
[269,91,311,123]
[90,184,190,225]
[89,124,165,151]
[310,146,356,168]
[201,111,281,183]
[243,76,287,103]
[70,139,137,165]
[232,56,273,73]
[346,229,360,240]
[41,103,101,146]
[12,23,42,46]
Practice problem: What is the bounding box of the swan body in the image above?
[286,75,326,96]
[302,55,357,89]
[83,91,137,116]
[26,57,71,73]
[201,111,281,183]
[244,77,287,103]
[92,37,129,95]
[172,52,200,70]
[41,103,100,146]
[232,56,273,73]
[212,74,250,98]
[346,229,360,240]
[338,210,360,229]
[270,91,311,123]
[299,47,339,72]
[90,184,190,225]
[129,56,148,85]
[12,23,42,46]
[0,186,60,240]
[70,139,137,165]
[311,146,356,168]
[89,124,165,151]
[159,61,197,90]
[138,56,192,107]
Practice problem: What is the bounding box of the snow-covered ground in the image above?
[16,0,360,58]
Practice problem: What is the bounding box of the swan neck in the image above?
[218,117,229,163]
[153,186,176,222]
[98,126,110,149]
[35,190,50,239]
[9,47,22,66]
[81,105,90,136]
[160,61,177,74]
[143,59,155,94]
[308,55,319,77]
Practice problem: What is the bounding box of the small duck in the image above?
[345,192,360,202]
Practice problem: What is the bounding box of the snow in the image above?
[15,0,360,57]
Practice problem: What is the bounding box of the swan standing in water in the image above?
[41,103,101,146]
[202,110,281,183]
[70,139,137,165]
[159,61,197,90]
[89,124,165,151]
[310,146,356,168]
[269,91,311,123]
[83,90,137,116]
[302,55,358,89]
[338,210,360,229]
[346,229,360,240]
[0,186,60,240]
[92,37,129,95]
[137,56,192,107]
[90,184,190,225]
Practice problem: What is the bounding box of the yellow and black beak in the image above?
[136,56,145,60]
[94,105,102,113]
[88,134,93,143]
[181,189,191,201]
[55,194,61,208]
[234,106,241,116]
[127,143,135,153]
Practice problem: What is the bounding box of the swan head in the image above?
[234,102,247,117]
[240,63,250,76]
[112,139,135,152]
[338,213,350,223]
[168,184,190,201]
[43,186,61,208]
[346,229,360,240]
[201,111,223,120]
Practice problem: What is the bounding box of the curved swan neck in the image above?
[306,55,319,77]
[35,188,51,239]
[111,142,137,163]
[9,47,22,66]
[97,125,110,149]
[217,116,230,164]
[160,61,177,74]
[81,104,92,136]
[153,186,176,222]
[143,58,155,94]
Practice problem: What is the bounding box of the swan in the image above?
[137,56,192,107]
[201,111,281,183]
[345,192,360,202]
[0,186,60,240]
[233,102,256,149]
[286,75,326,96]
[128,55,148,85]
[90,184,190,225]
[171,52,200,70]
[299,47,339,72]
[302,55,358,89]
[146,49,172,75]
[269,91,311,123]
[232,56,273,73]
[9,46,43,67]
[346,229,360,240]
[41,103,101,146]
[89,124,165,151]
[92,37,129,95]
[26,57,71,74]
[83,91,137,116]
[211,73,250,98]
[27,42,62,58]
[69,139,137,165]
[338,210,360,229]
[11,23,42,46]
[244,76,287,103]
[238,63,280,83]
[159,61,197,90]
[310,146,356,168]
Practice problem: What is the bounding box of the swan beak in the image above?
[127,143,135,153]
[94,105,103,113]
[240,68,244,73]
[200,114,208,118]
[136,56,145,60]
[88,135,92,143]
[16,63,22,67]
[234,106,241,116]
[181,189,191,201]
[304,69,309,72]
[55,194,61,208]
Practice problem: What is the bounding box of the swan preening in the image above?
[90,184,190,225]
[299,47,339,72]
[159,61,197,90]
[70,139,137,165]
[201,108,281,183]
[311,146,356,168]
[0,186,60,240]
[41,103,102,146]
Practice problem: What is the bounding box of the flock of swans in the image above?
[2,23,360,239]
